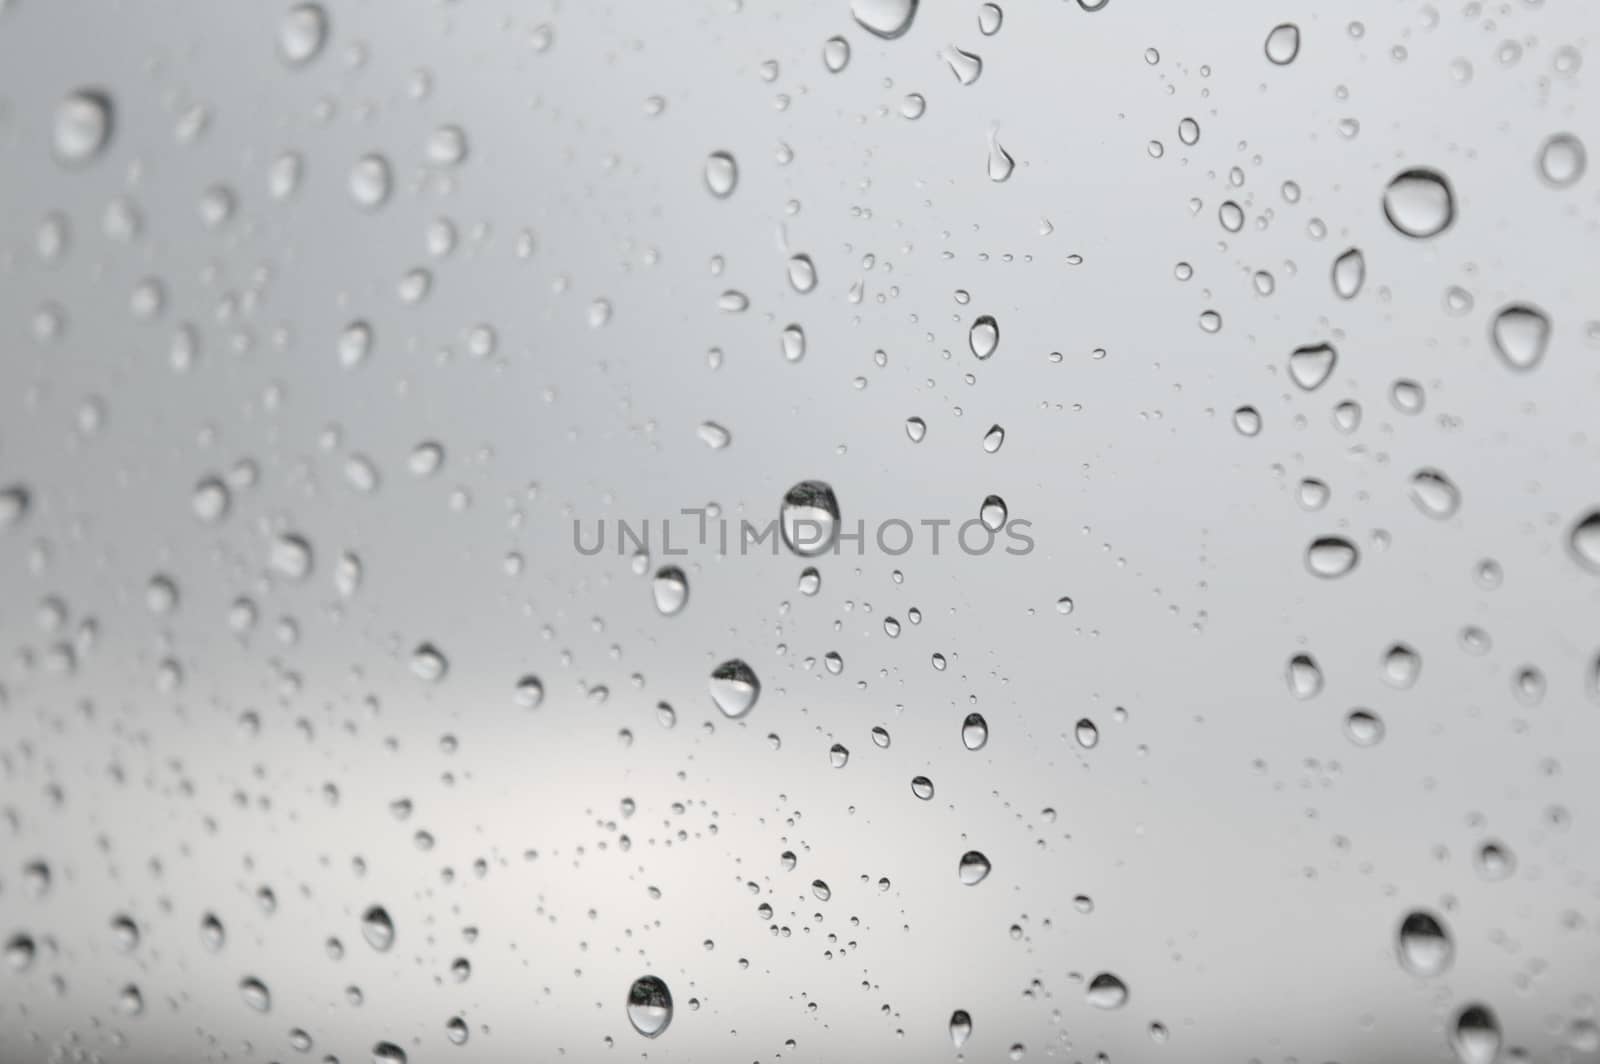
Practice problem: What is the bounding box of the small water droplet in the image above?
[1569,510,1600,572]
[1408,468,1460,519]
[1397,910,1453,976]
[1537,132,1586,187]
[1086,973,1128,1009]
[1264,23,1301,65]
[279,3,329,66]
[961,712,989,750]
[1332,247,1365,299]
[1489,303,1551,371]
[851,0,919,39]
[1306,536,1358,579]
[710,660,760,719]
[950,1010,973,1047]
[54,90,114,166]
[361,906,395,951]
[652,567,688,615]
[958,850,991,885]
[780,480,841,556]
[986,129,1015,182]
[979,495,1008,532]
[1288,342,1337,391]
[1451,1005,1500,1064]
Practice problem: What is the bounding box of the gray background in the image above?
[1,0,1598,1061]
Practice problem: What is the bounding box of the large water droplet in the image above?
[1569,510,1600,572]
[704,151,738,198]
[361,906,395,951]
[1383,168,1455,238]
[958,850,991,885]
[949,1010,973,1047]
[652,567,688,615]
[1288,342,1337,391]
[1287,653,1323,700]
[1332,247,1365,299]
[54,90,114,166]
[986,129,1015,182]
[1489,303,1550,371]
[961,712,988,750]
[979,495,1008,532]
[626,975,673,1038]
[1451,1005,1501,1064]
[780,480,841,556]
[1396,909,1453,976]
[1537,133,1586,188]
[279,3,329,66]
[1086,973,1129,1009]
[1306,536,1358,579]
[851,0,919,39]
[968,317,1002,361]
[1264,22,1301,65]
[710,660,760,719]
[1409,468,1460,519]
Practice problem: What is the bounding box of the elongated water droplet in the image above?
[949,1010,973,1047]
[977,4,1002,34]
[1397,909,1453,976]
[704,151,737,198]
[372,1041,408,1064]
[626,975,673,1038]
[1409,468,1460,519]
[240,976,272,1012]
[1287,653,1323,699]
[361,906,395,951]
[969,315,999,359]
[0,486,31,532]
[1489,303,1550,371]
[652,567,688,615]
[905,416,927,442]
[697,421,731,449]
[1288,342,1337,391]
[1383,168,1455,238]
[961,712,988,750]
[823,36,851,72]
[943,46,982,85]
[1264,22,1300,64]
[787,254,818,293]
[986,128,1014,182]
[982,424,1005,453]
[349,154,393,210]
[1306,536,1358,579]
[781,324,806,362]
[979,495,1007,532]
[710,660,760,719]
[780,480,841,556]
[851,0,919,39]
[1332,247,1365,299]
[958,850,991,885]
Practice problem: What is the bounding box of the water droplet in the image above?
[1288,342,1337,391]
[1408,468,1460,519]
[950,1010,973,1047]
[958,850,991,885]
[1306,536,1358,579]
[969,315,1000,360]
[1332,247,1365,299]
[710,660,760,719]
[410,643,448,682]
[269,534,314,582]
[1476,841,1515,881]
[0,486,31,532]
[703,151,738,198]
[1396,910,1453,976]
[240,976,272,1012]
[1233,406,1262,437]
[823,35,851,72]
[1383,168,1455,238]
[1344,709,1385,747]
[1264,22,1301,65]
[780,480,841,556]
[911,775,935,799]
[349,154,393,210]
[515,675,545,709]
[1381,643,1421,689]
[977,4,1002,35]
[1178,117,1200,145]
[372,1041,408,1064]
[979,495,1008,532]
[339,321,374,368]
[446,1018,469,1045]
[652,567,688,615]
[961,712,989,750]
[1086,973,1129,1009]
[1287,653,1323,700]
[1537,132,1586,187]
[943,46,983,85]
[1451,1005,1500,1064]
[986,129,1015,182]
[54,90,114,166]
[787,254,818,293]
[279,3,329,66]
[781,324,806,362]
[1569,510,1600,572]
[905,416,927,442]
[798,567,821,595]
[626,975,673,1038]
[425,125,468,167]
[361,906,395,951]
[1075,718,1099,748]
[697,421,731,449]
[851,0,919,39]
[1489,303,1550,371]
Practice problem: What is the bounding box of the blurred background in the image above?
[1,0,1598,1061]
